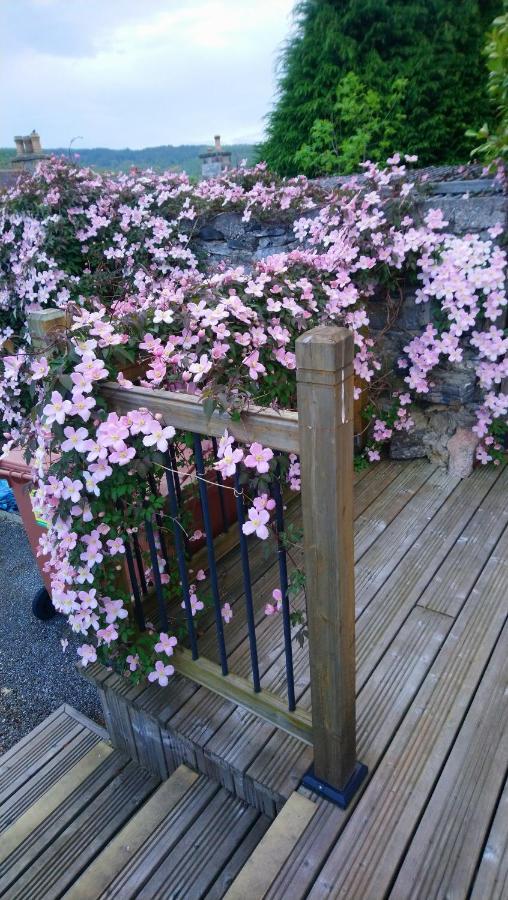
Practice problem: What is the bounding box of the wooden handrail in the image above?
[102,383,300,454]
[28,310,362,803]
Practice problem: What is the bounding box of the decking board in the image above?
[356,462,504,688]
[0,726,101,834]
[390,620,508,899]
[302,526,508,899]
[471,777,508,900]
[244,606,452,805]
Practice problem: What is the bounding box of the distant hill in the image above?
[0,144,257,178]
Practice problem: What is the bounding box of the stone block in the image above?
[389,410,428,460]
[248,224,288,237]
[398,294,433,330]
[197,224,225,241]
[426,366,478,405]
[254,241,298,260]
[227,235,259,251]
[209,212,245,239]
[453,195,506,234]
[258,233,294,248]
[421,195,506,235]
[390,428,428,459]
[365,299,388,331]
[447,428,479,478]
[199,240,231,257]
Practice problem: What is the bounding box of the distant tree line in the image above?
[0,145,257,179]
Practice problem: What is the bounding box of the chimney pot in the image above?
[30,130,42,153]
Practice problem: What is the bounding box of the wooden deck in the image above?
[0,705,271,898]
[1,460,507,898]
[226,459,508,899]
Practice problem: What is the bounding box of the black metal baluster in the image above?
[169,443,182,506]
[132,532,147,595]
[165,450,198,659]
[234,470,261,692]
[193,435,228,676]
[145,518,169,631]
[271,460,296,712]
[147,472,170,569]
[124,539,146,631]
[212,436,229,534]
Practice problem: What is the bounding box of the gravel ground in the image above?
[0,510,103,754]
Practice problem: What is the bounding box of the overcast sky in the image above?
[1,0,295,149]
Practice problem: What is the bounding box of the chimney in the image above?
[214,134,221,150]
[30,130,42,153]
[11,131,49,170]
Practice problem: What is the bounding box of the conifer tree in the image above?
[262,0,501,175]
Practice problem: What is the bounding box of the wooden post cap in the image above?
[296,326,354,377]
[27,309,67,351]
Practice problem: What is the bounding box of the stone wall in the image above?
[192,167,507,466]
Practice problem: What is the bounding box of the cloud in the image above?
[1,0,294,147]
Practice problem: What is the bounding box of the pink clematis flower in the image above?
[61,426,89,454]
[43,391,72,425]
[31,357,49,380]
[106,536,125,555]
[215,444,243,477]
[109,444,136,466]
[253,493,276,512]
[77,644,97,667]
[148,660,175,686]
[78,588,98,609]
[101,598,128,624]
[155,632,178,656]
[181,593,204,616]
[142,422,176,453]
[83,470,102,496]
[244,442,274,474]
[265,588,283,616]
[61,477,83,503]
[189,354,212,383]
[126,654,139,672]
[97,623,119,645]
[71,394,96,422]
[243,349,266,380]
[221,602,233,623]
[242,507,270,540]
[70,371,93,393]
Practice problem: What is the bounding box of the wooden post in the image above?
[27,308,67,353]
[296,325,366,804]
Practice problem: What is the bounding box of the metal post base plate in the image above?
[301,761,368,809]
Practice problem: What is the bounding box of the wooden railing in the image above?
[30,311,365,804]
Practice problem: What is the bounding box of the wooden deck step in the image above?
[0,705,105,834]
[0,741,160,899]
[65,763,270,899]
[0,711,272,899]
[0,704,104,801]
[224,791,317,899]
